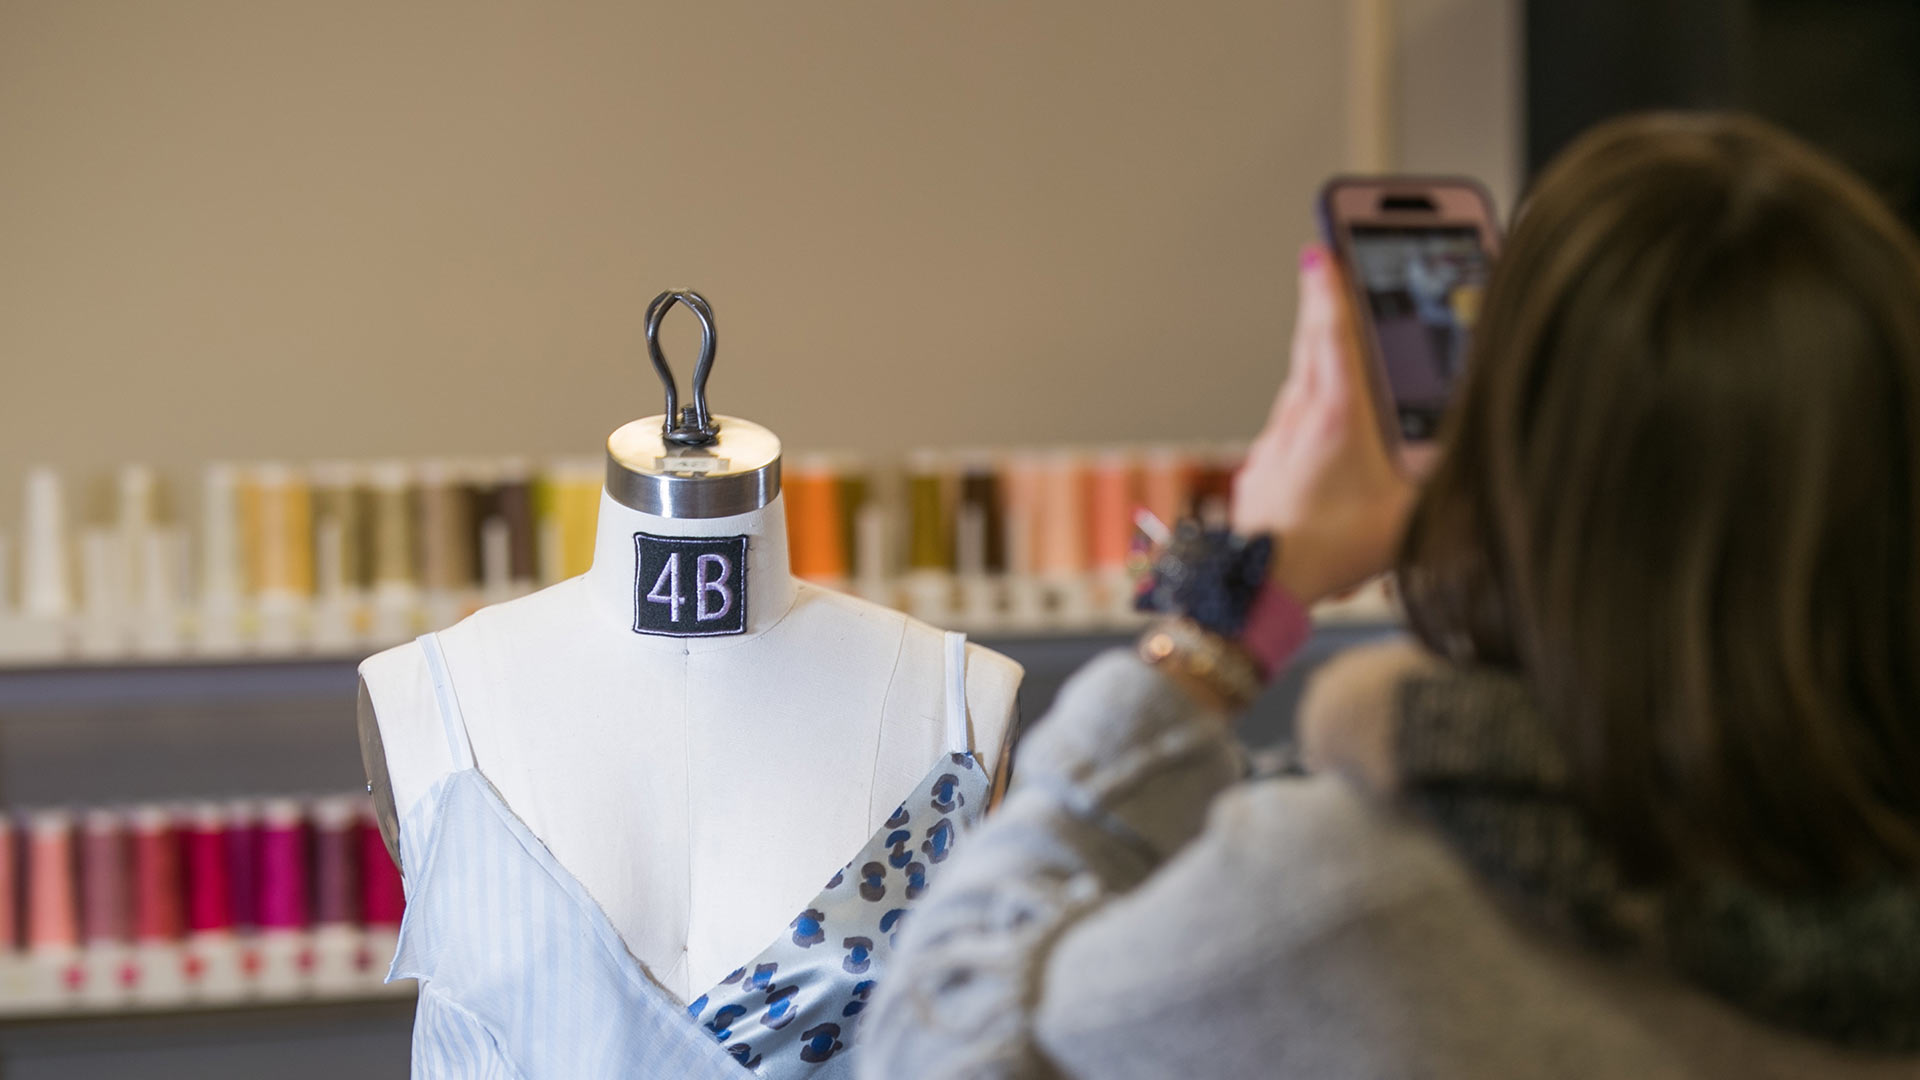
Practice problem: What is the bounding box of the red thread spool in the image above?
[0,817,15,952]
[359,806,405,928]
[80,809,130,946]
[311,797,360,928]
[27,811,79,951]
[257,799,309,931]
[185,803,233,934]
[131,806,184,944]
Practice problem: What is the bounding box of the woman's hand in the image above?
[1231,244,1416,606]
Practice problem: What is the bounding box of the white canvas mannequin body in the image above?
[358,484,1022,1003]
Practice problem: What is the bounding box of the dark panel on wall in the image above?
[1525,0,1920,230]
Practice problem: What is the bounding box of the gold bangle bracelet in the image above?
[1137,617,1265,713]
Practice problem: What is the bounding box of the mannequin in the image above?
[357,294,1022,1007]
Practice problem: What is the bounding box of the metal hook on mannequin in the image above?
[646,290,721,447]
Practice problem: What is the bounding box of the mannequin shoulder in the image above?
[357,638,456,820]
[961,640,1023,717]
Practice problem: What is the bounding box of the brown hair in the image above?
[1399,113,1920,890]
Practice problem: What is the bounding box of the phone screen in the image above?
[1346,225,1490,440]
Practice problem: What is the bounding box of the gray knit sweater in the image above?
[856,644,1920,1079]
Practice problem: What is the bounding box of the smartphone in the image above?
[1317,177,1500,451]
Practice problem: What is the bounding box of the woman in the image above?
[858,114,1920,1079]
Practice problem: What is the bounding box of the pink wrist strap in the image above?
[1240,583,1313,680]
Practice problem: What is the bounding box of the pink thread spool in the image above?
[27,811,79,953]
[180,801,248,1001]
[254,798,312,994]
[256,800,308,933]
[358,802,405,979]
[1034,451,1095,625]
[80,809,129,947]
[80,808,132,1003]
[359,806,404,931]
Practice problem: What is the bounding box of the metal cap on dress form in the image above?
[605,290,783,518]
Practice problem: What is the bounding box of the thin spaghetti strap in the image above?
[417,632,477,771]
[942,631,970,756]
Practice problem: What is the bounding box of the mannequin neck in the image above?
[582,489,799,647]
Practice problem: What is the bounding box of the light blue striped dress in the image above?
[389,631,989,1078]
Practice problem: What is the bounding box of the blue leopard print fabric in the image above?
[686,751,990,1075]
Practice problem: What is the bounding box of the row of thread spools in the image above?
[0,794,408,1012]
[0,444,1387,663]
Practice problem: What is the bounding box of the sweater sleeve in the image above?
[856,649,1247,1079]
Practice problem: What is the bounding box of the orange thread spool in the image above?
[784,461,848,582]
[1087,451,1139,571]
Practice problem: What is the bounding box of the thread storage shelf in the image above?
[0,972,415,1023]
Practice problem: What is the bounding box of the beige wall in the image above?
[0,0,1517,521]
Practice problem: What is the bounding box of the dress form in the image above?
[357,294,1022,1002]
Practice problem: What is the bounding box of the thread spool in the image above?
[1035,451,1090,577]
[1088,450,1143,622]
[0,817,15,954]
[80,809,131,1005]
[27,811,81,1003]
[951,454,1006,627]
[129,805,186,1004]
[27,811,79,953]
[130,807,183,945]
[182,802,245,1001]
[132,527,189,657]
[904,452,950,573]
[417,460,476,591]
[358,805,403,981]
[1139,446,1196,529]
[255,799,311,994]
[184,804,232,936]
[310,463,369,651]
[1191,445,1242,528]
[245,464,315,600]
[77,527,132,658]
[367,462,419,644]
[257,800,308,933]
[901,451,955,622]
[997,452,1047,627]
[836,466,869,582]
[418,461,478,630]
[548,460,602,583]
[225,801,258,933]
[196,464,245,655]
[116,465,163,654]
[1036,451,1096,626]
[80,810,129,947]
[22,468,73,622]
[310,796,363,992]
[246,464,314,652]
[785,458,848,585]
[478,459,538,601]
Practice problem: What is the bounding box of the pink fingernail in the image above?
[1300,244,1325,271]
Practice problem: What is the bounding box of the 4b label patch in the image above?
[632,533,748,637]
